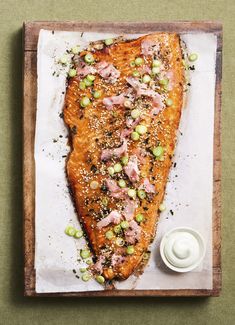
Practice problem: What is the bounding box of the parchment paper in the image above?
[35,29,217,293]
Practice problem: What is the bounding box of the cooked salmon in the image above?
[63,33,185,280]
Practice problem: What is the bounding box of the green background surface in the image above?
[0,0,234,324]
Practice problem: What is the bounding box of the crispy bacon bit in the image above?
[124,155,140,182]
[103,93,125,109]
[125,220,141,244]
[111,254,126,267]
[123,198,137,221]
[141,39,159,56]
[101,139,127,161]
[97,210,122,228]
[139,178,155,193]
[96,61,120,83]
[92,255,105,274]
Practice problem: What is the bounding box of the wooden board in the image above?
[23,21,222,297]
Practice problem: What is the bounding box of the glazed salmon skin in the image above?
[63,33,185,280]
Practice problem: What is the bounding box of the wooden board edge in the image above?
[23,22,222,297]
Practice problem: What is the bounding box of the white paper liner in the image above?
[35,30,217,293]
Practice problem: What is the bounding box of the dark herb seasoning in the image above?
[170,210,174,215]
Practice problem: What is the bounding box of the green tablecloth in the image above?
[0,0,234,324]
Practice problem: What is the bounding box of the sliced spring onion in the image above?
[121,155,129,166]
[152,59,161,67]
[84,53,95,63]
[135,124,147,135]
[84,78,93,87]
[114,224,122,234]
[79,267,87,273]
[65,226,76,237]
[118,179,126,188]
[71,46,80,54]
[131,131,140,141]
[80,96,91,107]
[159,78,169,86]
[135,57,144,66]
[126,245,135,255]
[108,166,115,176]
[74,230,83,239]
[152,67,160,75]
[113,163,122,173]
[102,197,109,206]
[68,69,77,77]
[131,109,141,119]
[80,249,90,259]
[143,252,150,260]
[86,74,96,82]
[79,81,86,90]
[86,259,93,265]
[137,189,146,200]
[105,230,114,240]
[82,273,91,282]
[120,220,129,229]
[127,189,136,199]
[132,70,140,77]
[188,53,198,62]
[104,38,113,46]
[159,203,166,212]
[135,213,144,223]
[152,146,164,158]
[124,99,132,108]
[60,55,69,64]
[96,275,105,284]
[90,180,99,189]
[142,74,151,84]
[116,237,125,247]
[130,61,135,67]
[166,98,173,107]
[93,90,101,99]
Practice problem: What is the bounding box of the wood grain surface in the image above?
[23,21,222,297]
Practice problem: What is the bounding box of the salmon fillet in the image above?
[63,33,185,280]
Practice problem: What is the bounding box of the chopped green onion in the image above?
[159,203,166,212]
[114,163,122,173]
[68,69,77,77]
[86,74,96,82]
[135,124,147,135]
[86,259,93,265]
[152,59,161,67]
[120,220,129,229]
[80,249,90,259]
[93,90,101,99]
[71,46,80,54]
[118,179,126,188]
[188,53,198,62]
[114,224,122,234]
[108,166,115,176]
[159,78,169,86]
[137,189,146,200]
[135,213,144,223]
[126,245,135,255]
[127,189,136,199]
[116,237,125,246]
[135,57,144,66]
[90,180,99,189]
[74,230,83,239]
[152,67,160,75]
[104,38,113,46]
[79,267,87,273]
[102,197,109,206]
[84,53,95,64]
[132,70,140,77]
[130,61,135,67]
[60,55,69,64]
[79,81,86,90]
[96,275,105,284]
[131,131,140,141]
[65,226,76,237]
[143,252,150,260]
[105,230,114,240]
[121,155,129,166]
[142,74,151,84]
[131,109,141,119]
[84,78,93,87]
[124,99,132,108]
[152,146,164,158]
[166,98,173,106]
[82,273,91,282]
[80,96,91,107]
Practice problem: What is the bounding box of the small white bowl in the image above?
[160,227,206,273]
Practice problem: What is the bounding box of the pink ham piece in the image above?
[103,93,125,110]
[123,198,137,221]
[139,178,155,193]
[101,139,127,161]
[124,155,140,182]
[111,254,126,267]
[97,210,122,228]
[105,179,127,199]
[132,147,147,164]
[96,61,120,83]
[76,58,96,77]
[92,255,105,274]
[125,220,141,244]
[141,39,159,56]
